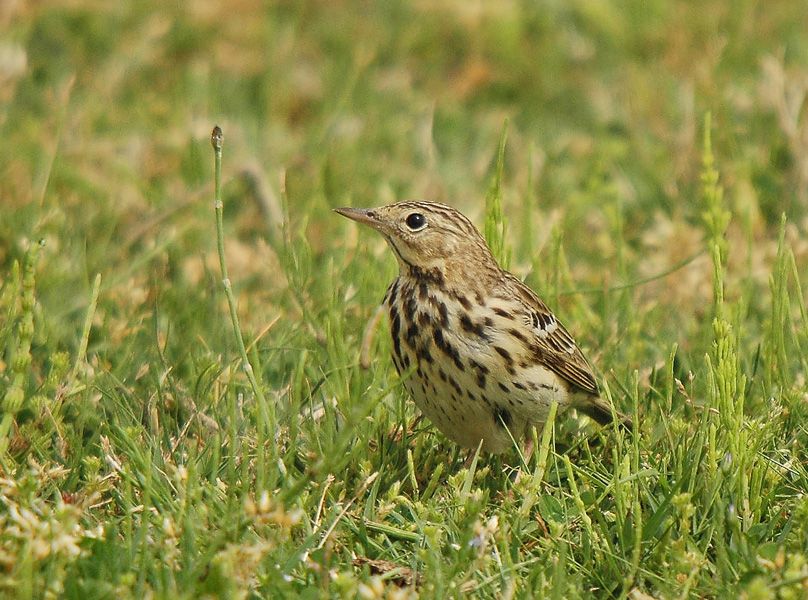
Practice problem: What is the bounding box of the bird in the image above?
[335,201,631,454]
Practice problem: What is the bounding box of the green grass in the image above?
[2,1,808,598]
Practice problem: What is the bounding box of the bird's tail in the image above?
[576,395,633,431]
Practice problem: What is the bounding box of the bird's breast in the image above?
[383,277,568,452]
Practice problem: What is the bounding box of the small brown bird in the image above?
[336,201,630,453]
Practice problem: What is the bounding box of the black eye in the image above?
[405,212,426,230]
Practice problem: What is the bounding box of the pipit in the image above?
[336,201,631,453]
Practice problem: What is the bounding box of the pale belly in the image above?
[388,295,569,453]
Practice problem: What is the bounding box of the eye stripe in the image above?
[398,201,477,236]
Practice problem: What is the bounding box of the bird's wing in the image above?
[506,275,599,396]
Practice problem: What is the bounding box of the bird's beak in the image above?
[333,207,379,229]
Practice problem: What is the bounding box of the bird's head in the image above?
[335,201,494,275]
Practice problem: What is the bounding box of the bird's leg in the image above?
[512,427,541,484]
[522,436,535,464]
[389,414,423,444]
[462,441,485,470]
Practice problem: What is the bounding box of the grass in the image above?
[1,1,808,598]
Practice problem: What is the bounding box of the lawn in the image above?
[1,1,807,598]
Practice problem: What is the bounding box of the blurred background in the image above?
[3,1,807,342]
[3,1,808,596]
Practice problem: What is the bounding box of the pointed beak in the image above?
[333,207,380,228]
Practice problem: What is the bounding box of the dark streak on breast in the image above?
[469,359,489,375]
[403,292,417,324]
[494,346,516,375]
[437,302,449,327]
[433,327,464,371]
[508,328,528,344]
[406,323,418,346]
[409,266,445,287]
[390,312,402,361]
[446,374,463,396]
[454,293,472,310]
[384,279,399,305]
[460,314,488,339]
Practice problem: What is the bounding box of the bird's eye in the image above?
[405,212,426,230]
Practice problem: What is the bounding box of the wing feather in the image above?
[502,275,599,396]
